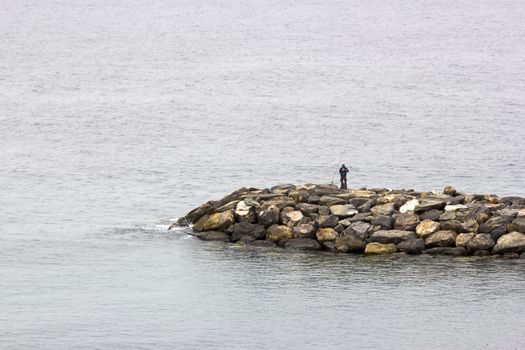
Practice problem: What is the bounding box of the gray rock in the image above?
[307,195,321,204]
[347,221,371,240]
[371,203,396,216]
[370,215,393,230]
[422,247,466,256]
[318,206,331,216]
[334,236,366,253]
[183,202,215,224]
[440,220,467,233]
[284,238,322,251]
[319,196,347,206]
[257,205,281,227]
[509,217,525,233]
[295,203,319,215]
[418,209,444,221]
[330,204,358,218]
[231,222,266,242]
[425,230,458,248]
[316,215,339,228]
[369,230,417,244]
[519,252,525,259]
[446,196,466,205]
[466,233,495,253]
[196,231,230,242]
[397,238,425,254]
[321,241,337,252]
[473,250,491,257]
[247,240,278,249]
[358,198,377,213]
[292,224,317,239]
[479,216,513,233]
[415,199,446,213]
[439,211,456,221]
[492,232,525,254]
[394,213,420,231]
[348,212,372,222]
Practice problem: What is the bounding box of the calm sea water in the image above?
[1,0,524,349]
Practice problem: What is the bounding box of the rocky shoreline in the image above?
[171,184,525,258]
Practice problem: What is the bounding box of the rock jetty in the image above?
[171,184,525,258]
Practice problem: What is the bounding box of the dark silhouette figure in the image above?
[339,164,349,189]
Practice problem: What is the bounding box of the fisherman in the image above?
[339,164,349,189]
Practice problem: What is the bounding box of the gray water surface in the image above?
[1,0,525,349]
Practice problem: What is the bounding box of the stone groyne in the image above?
[171,184,525,257]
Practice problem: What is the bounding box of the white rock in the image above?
[444,204,468,211]
[400,199,419,213]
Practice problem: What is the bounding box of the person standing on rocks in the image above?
[339,164,349,189]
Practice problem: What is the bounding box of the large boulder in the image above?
[371,203,395,216]
[316,228,338,242]
[416,220,440,238]
[330,204,358,218]
[316,215,339,228]
[455,232,476,248]
[319,196,347,206]
[235,201,256,223]
[369,230,417,244]
[295,203,319,215]
[466,234,495,253]
[196,231,230,242]
[364,243,397,255]
[415,199,446,213]
[399,199,419,213]
[418,209,444,221]
[183,202,215,224]
[193,211,234,232]
[425,230,458,248]
[334,236,366,253]
[370,215,393,230]
[344,221,371,240]
[492,232,525,254]
[257,205,281,226]
[284,238,321,251]
[231,222,265,242]
[280,210,304,227]
[397,238,425,254]
[265,225,293,242]
[394,213,420,231]
[508,217,525,233]
[292,224,317,239]
[479,216,513,233]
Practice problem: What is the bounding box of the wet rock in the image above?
[370,215,393,230]
[397,238,425,254]
[193,211,235,232]
[508,217,525,233]
[316,215,339,228]
[394,213,420,231]
[319,196,347,206]
[415,199,446,213]
[292,224,317,239]
[466,233,495,253]
[284,238,322,251]
[440,220,466,233]
[231,222,265,242]
[364,243,397,255]
[456,232,476,248]
[473,250,491,257]
[501,253,519,259]
[416,220,440,238]
[492,232,525,254]
[322,241,337,252]
[422,247,466,256]
[399,199,419,214]
[257,205,281,227]
[371,203,395,216]
[265,225,293,242]
[235,201,256,223]
[334,236,366,253]
[184,202,215,224]
[295,203,319,215]
[418,209,443,221]
[316,228,338,242]
[425,230,458,248]
[280,210,304,227]
[519,252,525,259]
[370,230,417,244]
[247,240,278,249]
[196,231,230,242]
[330,204,358,218]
